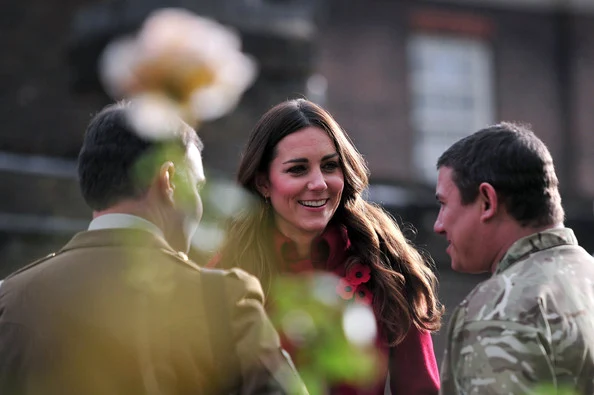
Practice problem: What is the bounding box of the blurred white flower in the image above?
[311,273,342,307]
[99,7,257,126]
[281,309,317,346]
[342,304,377,347]
[191,222,226,252]
[126,94,184,141]
[206,179,254,218]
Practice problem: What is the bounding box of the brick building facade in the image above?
[318,0,594,199]
[2,0,593,367]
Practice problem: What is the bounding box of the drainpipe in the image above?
[555,0,574,201]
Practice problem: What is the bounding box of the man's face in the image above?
[185,143,205,222]
[433,167,490,273]
[172,143,205,252]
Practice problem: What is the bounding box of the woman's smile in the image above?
[298,199,329,208]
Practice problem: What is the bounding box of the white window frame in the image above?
[408,33,495,182]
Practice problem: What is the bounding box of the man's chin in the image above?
[451,261,490,275]
[183,218,199,251]
[450,259,470,273]
[450,261,463,272]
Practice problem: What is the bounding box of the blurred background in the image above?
[2,0,594,366]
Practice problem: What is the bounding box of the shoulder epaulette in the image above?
[161,249,203,273]
[3,251,59,282]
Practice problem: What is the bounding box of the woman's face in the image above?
[258,126,345,241]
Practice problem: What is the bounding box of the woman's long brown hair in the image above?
[218,99,443,345]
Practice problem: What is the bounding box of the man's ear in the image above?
[255,172,270,199]
[478,182,498,222]
[158,161,176,205]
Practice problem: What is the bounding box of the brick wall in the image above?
[1,0,109,157]
[317,0,594,203]
[0,0,319,270]
[317,0,413,180]
[574,15,594,197]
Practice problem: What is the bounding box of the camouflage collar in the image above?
[494,227,578,275]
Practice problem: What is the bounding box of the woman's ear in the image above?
[255,172,270,198]
[158,161,176,205]
[478,182,498,222]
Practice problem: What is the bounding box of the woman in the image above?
[213,99,443,394]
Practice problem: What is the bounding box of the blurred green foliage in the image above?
[534,384,579,394]
[271,273,383,395]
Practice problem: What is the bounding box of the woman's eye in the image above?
[323,161,340,171]
[287,165,307,174]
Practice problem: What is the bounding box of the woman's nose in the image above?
[307,169,327,191]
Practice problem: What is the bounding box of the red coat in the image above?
[210,224,440,394]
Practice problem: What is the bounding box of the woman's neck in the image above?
[294,238,312,259]
[276,226,322,260]
[279,231,313,259]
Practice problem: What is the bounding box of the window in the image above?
[408,34,495,182]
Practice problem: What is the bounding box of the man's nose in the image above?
[433,216,445,234]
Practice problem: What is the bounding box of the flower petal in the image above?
[336,278,355,300]
[97,7,257,125]
[346,263,371,285]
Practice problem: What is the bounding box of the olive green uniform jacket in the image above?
[0,228,306,395]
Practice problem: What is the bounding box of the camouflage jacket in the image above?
[440,227,594,395]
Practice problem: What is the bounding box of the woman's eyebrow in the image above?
[282,152,338,165]
[282,157,308,164]
[322,153,339,161]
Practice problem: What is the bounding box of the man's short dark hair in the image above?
[78,102,202,211]
[437,122,564,227]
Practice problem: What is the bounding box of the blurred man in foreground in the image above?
[0,102,306,395]
[434,122,594,394]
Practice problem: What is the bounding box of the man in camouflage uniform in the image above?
[433,122,594,394]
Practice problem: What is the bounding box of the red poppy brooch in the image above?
[336,263,372,305]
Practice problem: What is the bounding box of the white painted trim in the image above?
[0,212,88,234]
[366,184,417,207]
[0,151,77,179]
[408,34,495,183]
[430,0,594,13]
